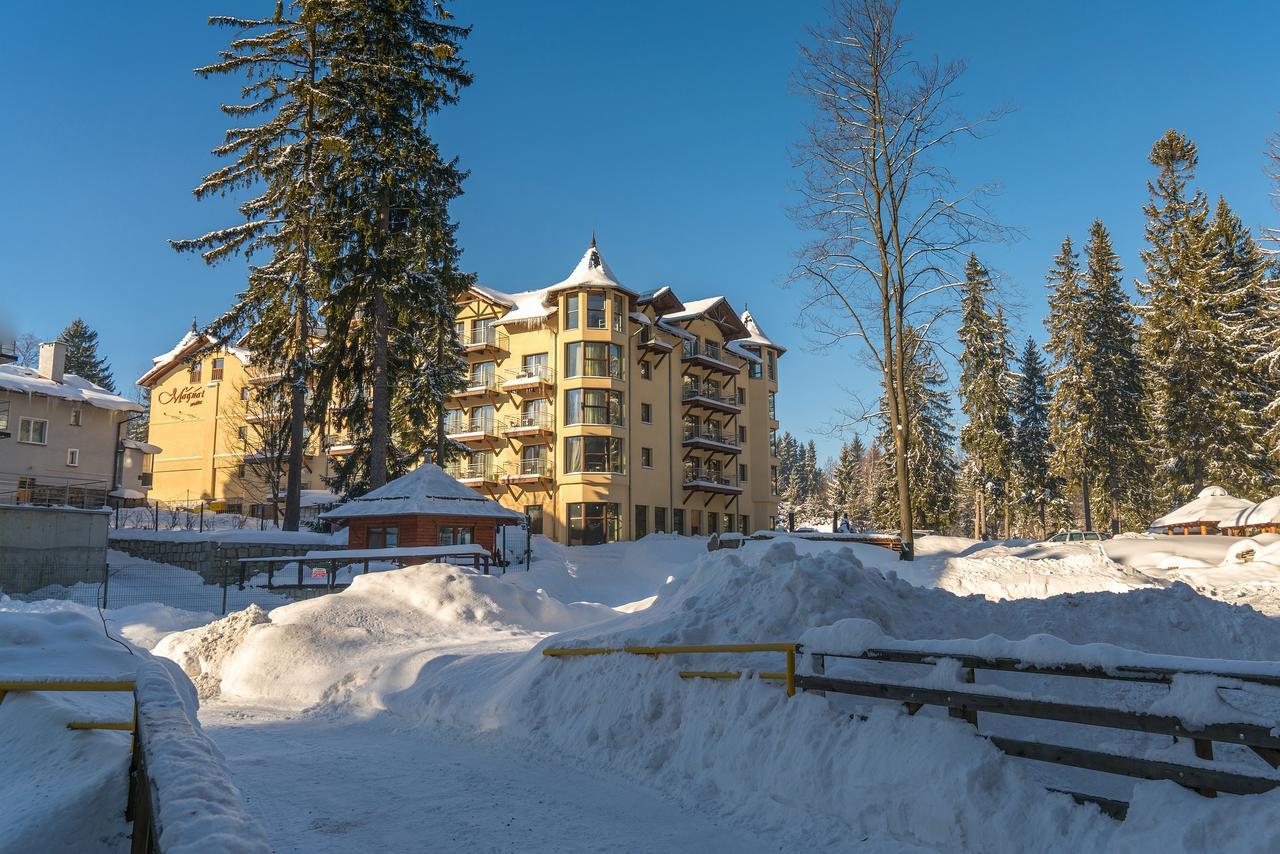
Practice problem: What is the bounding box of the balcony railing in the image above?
[506,458,553,479]
[681,468,742,494]
[458,327,508,351]
[681,385,742,413]
[446,462,499,483]
[681,340,739,373]
[682,426,740,451]
[445,417,498,439]
[453,374,498,396]
[501,365,555,388]
[501,412,554,435]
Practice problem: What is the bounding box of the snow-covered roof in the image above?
[469,284,517,309]
[725,340,762,364]
[0,364,142,413]
[663,297,725,322]
[138,330,251,387]
[1220,497,1280,530]
[320,463,523,522]
[299,489,340,508]
[661,296,751,340]
[494,288,556,325]
[545,239,637,297]
[1149,486,1254,529]
[739,309,786,354]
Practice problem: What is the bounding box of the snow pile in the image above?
[157,563,616,706]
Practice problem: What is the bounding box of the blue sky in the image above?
[2,1,1277,463]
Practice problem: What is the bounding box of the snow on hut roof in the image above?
[1220,497,1280,530]
[1149,486,1254,529]
[739,309,786,354]
[0,364,143,413]
[319,463,523,522]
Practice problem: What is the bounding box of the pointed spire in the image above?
[590,230,596,249]
[191,315,199,333]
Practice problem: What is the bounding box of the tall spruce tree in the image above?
[1010,338,1056,537]
[1082,220,1148,531]
[312,0,473,493]
[174,4,331,530]
[57,319,115,391]
[872,328,957,532]
[1136,130,1221,507]
[830,436,865,521]
[957,255,1013,538]
[1045,235,1093,529]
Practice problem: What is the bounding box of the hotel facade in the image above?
[140,240,784,544]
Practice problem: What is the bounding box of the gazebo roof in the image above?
[1220,497,1280,530]
[1149,486,1254,530]
[319,464,523,523]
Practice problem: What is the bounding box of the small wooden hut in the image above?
[1219,497,1280,538]
[320,463,523,551]
[1148,486,1254,536]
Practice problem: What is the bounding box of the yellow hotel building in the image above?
[140,240,783,543]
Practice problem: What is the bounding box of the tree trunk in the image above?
[1039,501,1047,540]
[1081,464,1093,533]
[367,186,392,489]
[433,330,448,464]
[283,375,306,529]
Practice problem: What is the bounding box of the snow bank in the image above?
[157,563,616,706]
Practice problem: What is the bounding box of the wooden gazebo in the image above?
[1148,486,1254,536]
[1219,497,1280,538]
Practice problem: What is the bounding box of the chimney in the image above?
[38,341,66,383]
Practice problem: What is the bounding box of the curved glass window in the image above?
[565,389,624,426]
[564,342,623,379]
[564,436,625,474]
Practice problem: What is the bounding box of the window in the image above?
[640,403,652,424]
[526,505,544,535]
[367,526,400,548]
[522,353,548,378]
[768,392,776,420]
[18,417,48,445]
[586,293,607,329]
[471,317,496,346]
[767,351,777,380]
[520,443,548,476]
[567,502,621,546]
[612,295,625,332]
[440,526,475,546]
[690,509,702,536]
[564,436,625,474]
[564,293,579,330]
[520,398,548,428]
[212,357,225,381]
[473,403,496,432]
[240,386,251,401]
[641,447,653,468]
[565,388,624,426]
[770,428,779,455]
[69,408,82,426]
[635,505,648,539]
[238,426,248,441]
[454,320,466,341]
[707,512,719,534]
[66,448,80,467]
[673,508,686,536]
[654,507,667,533]
[471,361,496,388]
[0,408,6,430]
[736,388,746,405]
[771,465,780,495]
[565,342,623,379]
[738,425,746,443]
[188,361,202,383]
[738,464,748,483]
[639,359,651,380]
[724,514,735,533]
[237,464,246,478]
[747,349,762,379]
[739,515,750,534]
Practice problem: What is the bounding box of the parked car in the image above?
[1045,530,1109,543]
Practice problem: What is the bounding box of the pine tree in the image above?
[57,319,115,391]
[1136,130,1221,507]
[312,0,473,493]
[173,4,333,530]
[801,439,827,520]
[957,255,1013,538]
[1082,220,1149,531]
[1044,235,1092,529]
[830,436,865,521]
[1010,338,1056,537]
[872,328,957,532]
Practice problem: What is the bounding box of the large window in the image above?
[526,505,544,535]
[587,293,607,329]
[440,526,474,546]
[767,351,777,380]
[18,417,48,445]
[635,505,648,539]
[212,357,225,381]
[472,317,496,345]
[368,526,399,548]
[612,295,625,332]
[564,342,623,379]
[567,502,621,546]
[189,361,202,383]
[564,436,625,474]
[564,293,579,330]
[768,392,776,419]
[747,347,763,379]
[565,388,624,426]
[654,507,667,533]
[673,508,686,536]
[520,444,548,476]
[471,361,496,388]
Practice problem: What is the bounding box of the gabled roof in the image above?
[138,329,251,388]
[661,296,751,340]
[636,286,685,316]
[0,364,142,413]
[739,309,786,354]
[319,463,523,522]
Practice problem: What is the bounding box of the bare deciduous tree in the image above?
[226,378,293,523]
[791,0,1009,560]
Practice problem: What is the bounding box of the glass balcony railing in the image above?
[458,327,508,351]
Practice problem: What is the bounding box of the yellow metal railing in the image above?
[0,679,138,736]
[542,642,798,697]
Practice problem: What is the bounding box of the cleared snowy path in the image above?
[202,705,783,854]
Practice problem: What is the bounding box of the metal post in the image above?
[153,502,159,530]
[199,503,204,534]
[788,511,795,533]
[526,514,532,572]
[101,560,110,610]
[220,562,228,615]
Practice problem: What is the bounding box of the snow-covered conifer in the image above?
[57,318,115,391]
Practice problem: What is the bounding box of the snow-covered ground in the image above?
[9,529,1280,851]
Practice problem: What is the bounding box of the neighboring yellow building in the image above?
[137,328,337,516]
[444,239,783,544]
[138,239,783,541]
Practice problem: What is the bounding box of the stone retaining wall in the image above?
[108,535,338,585]
[0,505,109,593]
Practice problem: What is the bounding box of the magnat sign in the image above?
[158,386,207,407]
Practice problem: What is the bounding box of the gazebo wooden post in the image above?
[363,559,370,575]
[297,559,305,586]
